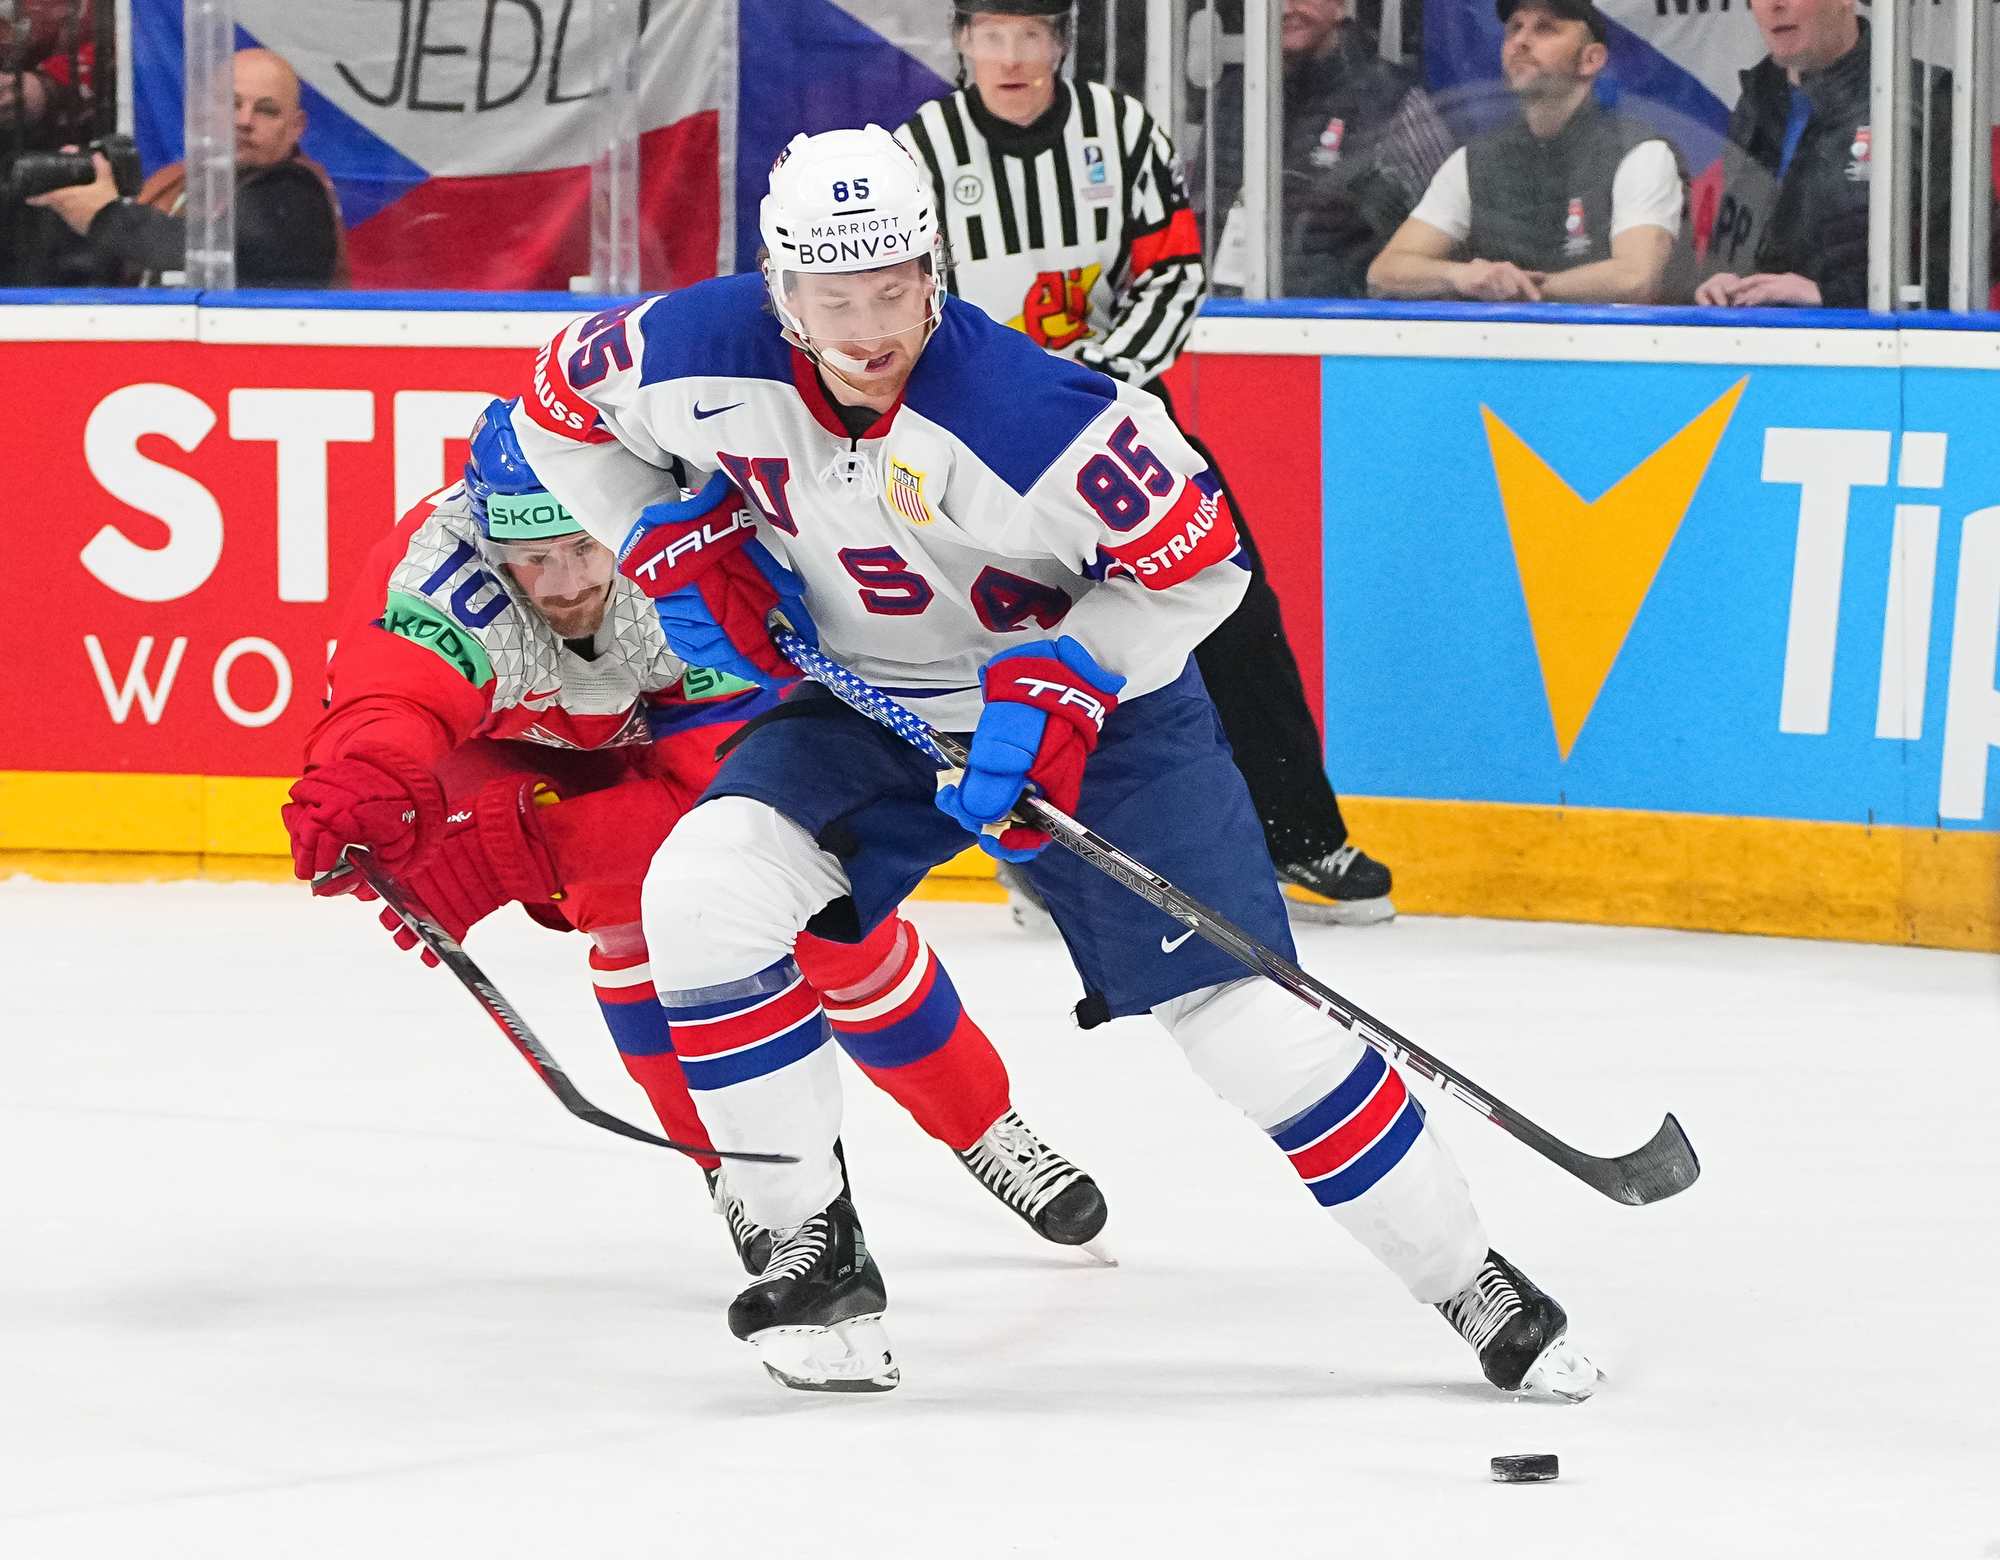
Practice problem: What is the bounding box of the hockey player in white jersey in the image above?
[511,124,1596,1400]
[899,0,1399,927]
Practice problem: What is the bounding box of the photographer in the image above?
[30,46,345,288]
[2,0,118,284]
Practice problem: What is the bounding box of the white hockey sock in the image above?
[1156,978,1487,1304]
[644,797,855,1231]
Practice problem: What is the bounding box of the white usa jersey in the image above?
[897,82,1206,385]
[510,275,1247,730]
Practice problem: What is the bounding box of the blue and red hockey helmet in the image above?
[463,397,583,543]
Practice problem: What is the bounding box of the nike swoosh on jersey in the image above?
[1160,927,1196,953]
[692,401,744,420]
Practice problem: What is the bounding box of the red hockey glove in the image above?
[283,746,446,886]
[616,471,813,688]
[373,775,564,965]
[935,636,1125,860]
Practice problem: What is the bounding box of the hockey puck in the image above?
[1490,1454,1559,1484]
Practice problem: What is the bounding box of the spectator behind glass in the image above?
[2,0,110,285]
[1,0,91,142]
[1369,0,1691,303]
[30,46,346,287]
[1695,0,1965,309]
[1203,0,1452,297]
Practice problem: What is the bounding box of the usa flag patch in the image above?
[887,457,934,526]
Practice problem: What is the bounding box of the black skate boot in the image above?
[1279,844,1395,926]
[727,1192,897,1392]
[705,1167,775,1276]
[1435,1249,1597,1401]
[958,1109,1111,1253]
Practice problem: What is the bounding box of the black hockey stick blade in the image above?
[1015,804,1702,1207]
[330,848,796,1165]
[1559,1113,1701,1207]
[771,627,1699,1206]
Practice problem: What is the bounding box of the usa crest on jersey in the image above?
[887,457,935,526]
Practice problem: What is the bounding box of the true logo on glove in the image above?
[620,507,755,592]
[1012,677,1110,730]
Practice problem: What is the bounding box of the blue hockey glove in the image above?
[936,636,1125,861]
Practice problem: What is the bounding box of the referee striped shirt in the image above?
[898,81,1207,385]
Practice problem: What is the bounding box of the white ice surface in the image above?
[2,880,1996,1559]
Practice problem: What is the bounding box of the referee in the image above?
[897,0,1394,925]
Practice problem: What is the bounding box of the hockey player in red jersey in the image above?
[281,398,1109,1274]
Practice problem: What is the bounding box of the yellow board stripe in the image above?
[0,772,295,855]
[3,772,1992,951]
[1330,796,1999,953]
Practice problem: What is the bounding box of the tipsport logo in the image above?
[1481,378,1742,762]
[1481,382,2000,822]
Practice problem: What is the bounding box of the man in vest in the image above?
[1203,0,1454,299]
[1366,0,1688,304]
[29,45,345,286]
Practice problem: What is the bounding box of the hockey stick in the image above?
[327,847,796,1165]
[769,628,1698,1207]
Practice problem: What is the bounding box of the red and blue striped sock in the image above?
[1269,1046,1426,1206]
[799,918,1009,1154]
[590,941,717,1172]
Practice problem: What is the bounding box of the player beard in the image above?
[537,586,610,641]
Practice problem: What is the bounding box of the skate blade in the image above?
[748,1314,899,1393]
[1519,1335,1599,1403]
[1078,1236,1119,1267]
[1281,885,1396,926]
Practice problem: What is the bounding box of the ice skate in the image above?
[1279,844,1395,926]
[1436,1249,1597,1401]
[993,859,1058,937]
[727,1192,897,1392]
[705,1167,775,1276]
[958,1109,1112,1258]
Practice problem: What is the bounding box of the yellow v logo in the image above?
[1483,378,1746,761]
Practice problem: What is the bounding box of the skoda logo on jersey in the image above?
[953,173,984,206]
[1080,142,1115,203]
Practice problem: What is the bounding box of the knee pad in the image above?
[643,796,852,992]
[1156,977,1370,1130]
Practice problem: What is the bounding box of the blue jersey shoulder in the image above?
[904,297,1117,496]
[638,273,792,388]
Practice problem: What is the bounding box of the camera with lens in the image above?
[6,132,141,202]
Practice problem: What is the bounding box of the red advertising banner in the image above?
[2,323,1326,784]
[4,339,531,777]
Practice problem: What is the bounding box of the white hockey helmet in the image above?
[759,125,946,352]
